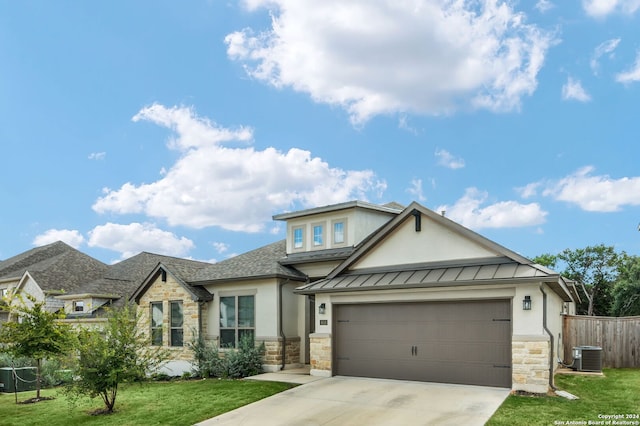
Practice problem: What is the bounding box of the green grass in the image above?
[0,379,295,426]
[488,369,640,426]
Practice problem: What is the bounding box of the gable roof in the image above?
[191,240,306,285]
[296,202,575,301]
[130,262,213,303]
[0,241,108,295]
[97,252,213,306]
[327,202,532,279]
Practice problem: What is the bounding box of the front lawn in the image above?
[0,378,295,426]
[488,369,640,426]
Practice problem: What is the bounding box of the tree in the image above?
[611,254,640,316]
[532,253,558,269]
[0,295,74,401]
[64,303,166,414]
[556,245,621,316]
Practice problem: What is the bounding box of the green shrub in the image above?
[188,331,221,378]
[0,354,33,368]
[224,334,265,379]
[189,332,265,379]
[40,358,73,387]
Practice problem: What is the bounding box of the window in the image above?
[220,295,255,348]
[151,302,163,346]
[293,227,304,249]
[170,301,183,347]
[73,301,84,312]
[333,221,345,244]
[313,224,323,246]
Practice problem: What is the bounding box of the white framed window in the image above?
[151,302,163,346]
[170,301,183,347]
[73,301,84,312]
[333,219,346,245]
[312,223,324,247]
[293,226,304,250]
[220,295,255,348]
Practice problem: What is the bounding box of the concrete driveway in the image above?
[196,376,510,426]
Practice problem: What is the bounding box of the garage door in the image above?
[334,300,511,388]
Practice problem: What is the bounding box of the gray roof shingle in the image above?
[0,241,108,294]
[192,240,306,285]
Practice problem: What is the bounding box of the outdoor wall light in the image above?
[318,303,326,315]
[523,295,532,311]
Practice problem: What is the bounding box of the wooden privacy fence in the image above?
[563,315,640,368]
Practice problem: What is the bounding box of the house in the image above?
[0,241,213,331]
[131,200,580,393]
[0,241,108,322]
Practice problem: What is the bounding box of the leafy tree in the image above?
[549,245,621,316]
[64,303,167,414]
[532,253,558,269]
[0,295,74,401]
[611,254,640,316]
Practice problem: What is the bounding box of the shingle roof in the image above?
[279,246,355,265]
[191,240,306,285]
[0,241,92,280]
[88,252,213,307]
[0,241,108,294]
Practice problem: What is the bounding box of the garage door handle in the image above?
[410,345,417,356]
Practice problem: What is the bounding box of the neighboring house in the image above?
[0,241,212,333]
[131,200,582,393]
[0,241,107,322]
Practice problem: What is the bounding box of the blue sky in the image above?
[1,0,640,264]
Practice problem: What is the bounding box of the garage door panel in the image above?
[334,300,512,388]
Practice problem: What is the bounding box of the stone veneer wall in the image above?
[261,337,301,371]
[137,274,206,363]
[309,333,332,377]
[512,336,551,394]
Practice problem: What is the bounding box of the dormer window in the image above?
[313,224,324,247]
[333,220,345,244]
[73,301,84,312]
[293,227,304,249]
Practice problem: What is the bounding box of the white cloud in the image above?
[616,52,640,83]
[226,1,554,124]
[541,166,640,211]
[516,182,540,199]
[535,0,555,13]
[437,188,547,229]
[212,242,229,254]
[87,222,194,259]
[406,178,426,202]
[561,77,591,102]
[93,104,386,231]
[88,152,106,160]
[33,229,85,249]
[583,0,640,17]
[435,148,465,169]
[590,38,621,74]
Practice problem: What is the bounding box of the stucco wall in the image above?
[202,278,304,369]
[351,218,501,270]
[203,278,277,340]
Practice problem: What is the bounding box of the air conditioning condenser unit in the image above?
[571,346,602,372]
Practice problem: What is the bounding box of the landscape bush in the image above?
[189,332,265,379]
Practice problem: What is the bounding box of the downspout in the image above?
[279,280,289,371]
[539,284,557,391]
